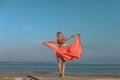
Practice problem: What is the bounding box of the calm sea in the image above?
[0,62,120,76]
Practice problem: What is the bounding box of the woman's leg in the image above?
[56,56,62,76]
[61,58,66,78]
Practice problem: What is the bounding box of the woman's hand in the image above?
[77,34,80,36]
[42,41,46,44]
[42,40,49,44]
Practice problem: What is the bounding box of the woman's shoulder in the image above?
[62,37,67,41]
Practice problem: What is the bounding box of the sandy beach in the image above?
[0,72,120,80]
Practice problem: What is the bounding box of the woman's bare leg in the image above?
[61,58,66,78]
[56,56,62,77]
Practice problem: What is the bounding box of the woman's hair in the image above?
[57,32,64,39]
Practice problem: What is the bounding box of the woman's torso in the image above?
[57,38,67,48]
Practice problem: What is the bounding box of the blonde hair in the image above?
[57,32,64,39]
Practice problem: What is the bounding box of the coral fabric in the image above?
[43,36,82,61]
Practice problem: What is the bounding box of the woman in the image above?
[43,32,81,78]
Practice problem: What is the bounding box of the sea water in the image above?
[0,62,120,76]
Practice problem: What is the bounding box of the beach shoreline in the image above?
[0,72,120,80]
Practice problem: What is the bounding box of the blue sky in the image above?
[0,0,120,64]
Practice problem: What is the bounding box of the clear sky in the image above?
[0,0,120,64]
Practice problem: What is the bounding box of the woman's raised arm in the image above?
[43,40,57,44]
[66,34,80,41]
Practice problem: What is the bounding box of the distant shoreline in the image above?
[0,61,120,65]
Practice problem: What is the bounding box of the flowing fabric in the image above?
[44,36,82,61]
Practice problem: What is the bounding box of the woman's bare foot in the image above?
[60,74,65,78]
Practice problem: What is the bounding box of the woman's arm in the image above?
[43,40,57,44]
[66,34,80,41]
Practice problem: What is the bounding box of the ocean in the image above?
[0,62,120,76]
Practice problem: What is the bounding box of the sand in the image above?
[0,72,120,80]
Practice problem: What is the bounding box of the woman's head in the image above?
[57,32,64,39]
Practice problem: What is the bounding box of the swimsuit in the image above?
[44,36,82,61]
[62,43,67,46]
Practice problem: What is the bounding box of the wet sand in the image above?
[0,72,120,80]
